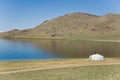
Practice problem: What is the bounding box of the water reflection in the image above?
[0,39,120,61]
[14,39,120,58]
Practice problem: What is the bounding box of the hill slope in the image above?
[1,12,120,40]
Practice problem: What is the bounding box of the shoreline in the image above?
[1,37,120,43]
[0,58,120,75]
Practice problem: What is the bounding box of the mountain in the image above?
[1,12,120,40]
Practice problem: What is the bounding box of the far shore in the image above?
[0,58,120,75]
[89,39,120,42]
[1,36,120,43]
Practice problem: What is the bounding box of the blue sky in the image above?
[0,0,120,32]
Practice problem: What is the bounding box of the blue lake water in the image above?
[0,39,120,61]
[0,39,62,61]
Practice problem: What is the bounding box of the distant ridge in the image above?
[1,12,120,40]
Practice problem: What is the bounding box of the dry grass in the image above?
[0,65,120,80]
[0,58,120,74]
[0,58,120,80]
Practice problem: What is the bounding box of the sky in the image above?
[0,0,120,32]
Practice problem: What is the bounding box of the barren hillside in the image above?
[1,12,120,40]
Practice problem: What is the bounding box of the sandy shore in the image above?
[89,39,120,42]
[0,58,120,75]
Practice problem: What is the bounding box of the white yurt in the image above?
[89,53,104,60]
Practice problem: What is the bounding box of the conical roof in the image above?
[89,53,104,60]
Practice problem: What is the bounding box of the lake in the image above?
[0,39,120,61]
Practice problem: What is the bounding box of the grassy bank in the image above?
[0,65,120,80]
[2,36,120,43]
[0,58,120,74]
[0,58,120,80]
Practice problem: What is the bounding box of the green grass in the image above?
[0,65,120,80]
